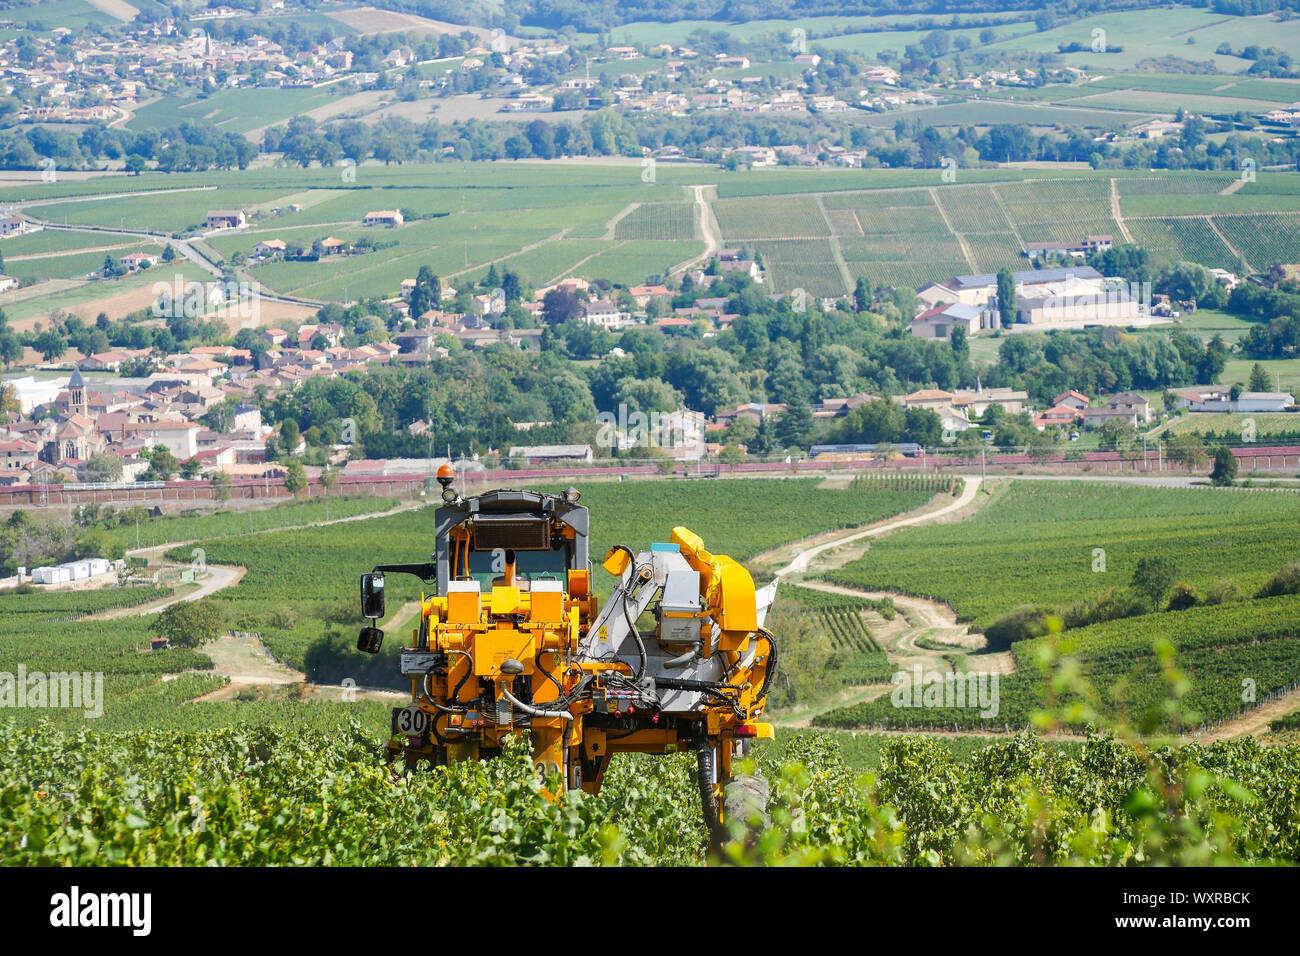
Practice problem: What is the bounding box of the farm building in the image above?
[119,252,158,271]
[205,210,247,230]
[909,302,995,340]
[507,444,594,463]
[918,267,1105,309]
[363,210,404,227]
[30,558,112,585]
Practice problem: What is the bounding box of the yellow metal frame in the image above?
[389,527,774,820]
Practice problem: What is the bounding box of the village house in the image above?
[252,239,287,259]
[119,252,159,271]
[363,210,404,227]
[581,298,633,330]
[205,209,246,230]
[909,302,996,340]
[627,284,670,307]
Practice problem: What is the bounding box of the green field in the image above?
[815,480,1300,731]
[4,0,117,31]
[831,481,1300,630]
[613,202,698,241]
[8,162,1300,301]
[1160,411,1300,441]
[1,474,1298,864]
[128,85,363,136]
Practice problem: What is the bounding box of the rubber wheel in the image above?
[723,773,770,829]
[710,773,770,852]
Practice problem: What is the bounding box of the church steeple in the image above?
[67,366,87,417]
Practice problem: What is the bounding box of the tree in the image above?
[1096,418,1131,452]
[320,464,338,495]
[718,444,746,465]
[280,418,301,452]
[852,276,871,312]
[1166,432,1207,472]
[149,599,224,649]
[749,418,775,458]
[284,459,308,496]
[201,397,241,433]
[180,457,201,479]
[0,333,21,368]
[996,268,1016,328]
[33,330,67,362]
[84,452,124,482]
[73,525,125,561]
[1131,555,1177,612]
[1210,445,1237,487]
[950,324,968,360]
[542,287,584,326]
[141,444,179,481]
[1249,362,1272,393]
[0,383,19,417]
[773,402,814,450]
[210,471,231,503]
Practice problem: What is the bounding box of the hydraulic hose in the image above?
[696,739,723,843]
[664,642,702,670]
[752,627,777,706]
[501,686,573,722]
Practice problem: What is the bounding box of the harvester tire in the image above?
[707,773,769,853]
[722,773,770,833]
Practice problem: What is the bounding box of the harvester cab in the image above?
[357,476,779,842]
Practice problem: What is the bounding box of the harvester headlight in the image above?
[441,488,457,503]
[563,486,581,503]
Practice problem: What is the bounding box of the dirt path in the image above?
[603,202,640,240]
[771,477,982,577]
[758,478,1016,730]
[1109,178,1134,244]
[672,184,720,275]
[1192,686,1300,744]
[1207,215,1251,272]
[88,502,427,699]
[184,632,407,704]
[816,194,854,294]
[792,580,1015,677]
[85,565,246,620]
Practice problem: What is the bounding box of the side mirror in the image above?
[361,571,385,620]
[357,626,384,654]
